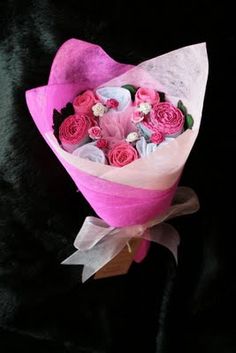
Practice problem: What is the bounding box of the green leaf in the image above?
[158,91,166,102]
[122,84,138,101]
[177,100,188,116]
[60,102,74,117]
[186,114,194,129]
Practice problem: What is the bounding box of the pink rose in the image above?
[131,110,145,123]
[150,130,164,144]
[106,98,119,109]
[73,90,98,117]
[59,114,90,152]
[86,115,97,129]
[96,138,109,149]
[108,142,138,167]
[88,126,102,140]
[150,102,184,136]
[135,87,160,106]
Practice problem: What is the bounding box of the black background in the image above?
[0,1,235,352]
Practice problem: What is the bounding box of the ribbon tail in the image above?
[61,249,87,265]
[61,250,98,282]
[148,223,180,263]
[62,235,131,282]
[82,265,99,283]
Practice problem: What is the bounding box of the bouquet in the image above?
[53,85,191,165]
[26,39,208,282]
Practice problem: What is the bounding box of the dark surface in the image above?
[0,1,235,352]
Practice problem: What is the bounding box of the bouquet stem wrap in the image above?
[62,187,199,282]
[26,39,208,281]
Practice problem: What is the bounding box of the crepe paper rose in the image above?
[88,126,102,140]
[96,87,131,112]
[126,132,140,143]
[96,138,109,150]
[73,143,107,164]
[88,116,98,128]
[138,102,152,115]
[136,136,158,158]
[73,90,98,117]
[132,110,145,123]
[92,102,107,117]
[150,130,164,144]
[59,114,90,152]
[150,102,184,136]
[106,98,119,109]
[108,142,138,167]
[135,87,160,106]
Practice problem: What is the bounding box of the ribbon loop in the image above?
[74,216,115,251]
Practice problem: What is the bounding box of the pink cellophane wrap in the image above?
[26,39,208,279]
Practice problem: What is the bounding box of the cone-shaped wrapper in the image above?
[26,39,208,227]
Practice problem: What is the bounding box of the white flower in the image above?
[137,102,152,115]
[136,136,157,157]
[73,142,107,164]
[126,132,140,143]
[96,87,132,112]
[92,102,107,117]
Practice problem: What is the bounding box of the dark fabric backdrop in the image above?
[0,1,235,352]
